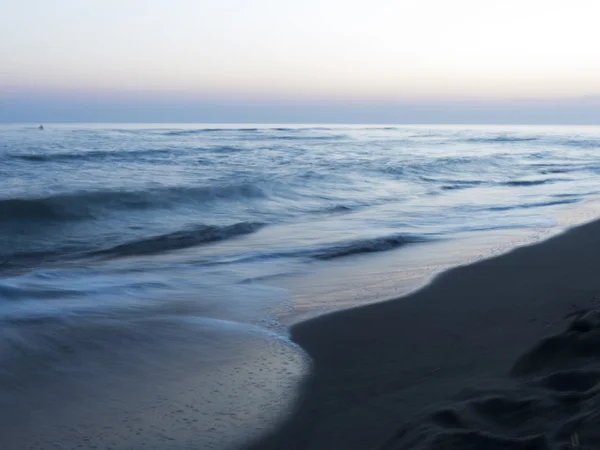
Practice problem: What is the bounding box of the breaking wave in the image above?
[0,184,268,222]
[91,222,265,258]
[311,234,428,260]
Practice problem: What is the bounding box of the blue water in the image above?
[2,123,600,448]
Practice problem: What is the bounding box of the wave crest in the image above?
[503,178,565,187]
[0,184,267,222]
[92,222,265,258]
[163,128,259,136]
[466,136,538,143]
[312,234,427,260]
[11,148,176,162]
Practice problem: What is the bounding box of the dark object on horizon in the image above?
[38,125,44,130]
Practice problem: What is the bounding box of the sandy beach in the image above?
[282,216,600,449]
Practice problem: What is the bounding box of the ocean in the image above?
[1,123,600,449]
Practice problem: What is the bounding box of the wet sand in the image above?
[288,217,600,449]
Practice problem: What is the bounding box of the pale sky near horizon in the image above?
[2,0,600,122]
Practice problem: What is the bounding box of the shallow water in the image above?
[2,123,600,447]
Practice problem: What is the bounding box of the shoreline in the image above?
[274,227,555,326]
[276,194,600,328]
[265,216,600,449]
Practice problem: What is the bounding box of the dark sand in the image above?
[286,217,600,449]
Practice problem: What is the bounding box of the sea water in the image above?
[2,123,600,448]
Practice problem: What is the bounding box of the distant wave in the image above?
[0,184,267,222]
[164,129,222,135]
[412,158,479,176]
[311,234,427,260]
[272,134,346,141]
[466,136,538,143]
[163,128,260,136]
[91,222,265,258]
[273,127,332,132]
[539,168,571,174]
[503,178,566,187]
[205,145,243,153]
[12,145,245,161]
[488,198,579,212]
[408,132,448,138]
[11,148,176,162]
[441,183,479,191]
[553,191,599,198]
[423,178,482,188]
[558,139,600,148]
[319,204,355,214]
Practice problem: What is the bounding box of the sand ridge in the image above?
[380,309,600,449]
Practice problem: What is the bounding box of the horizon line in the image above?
[2,121,600,126]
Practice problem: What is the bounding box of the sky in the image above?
[2,0,600,123]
